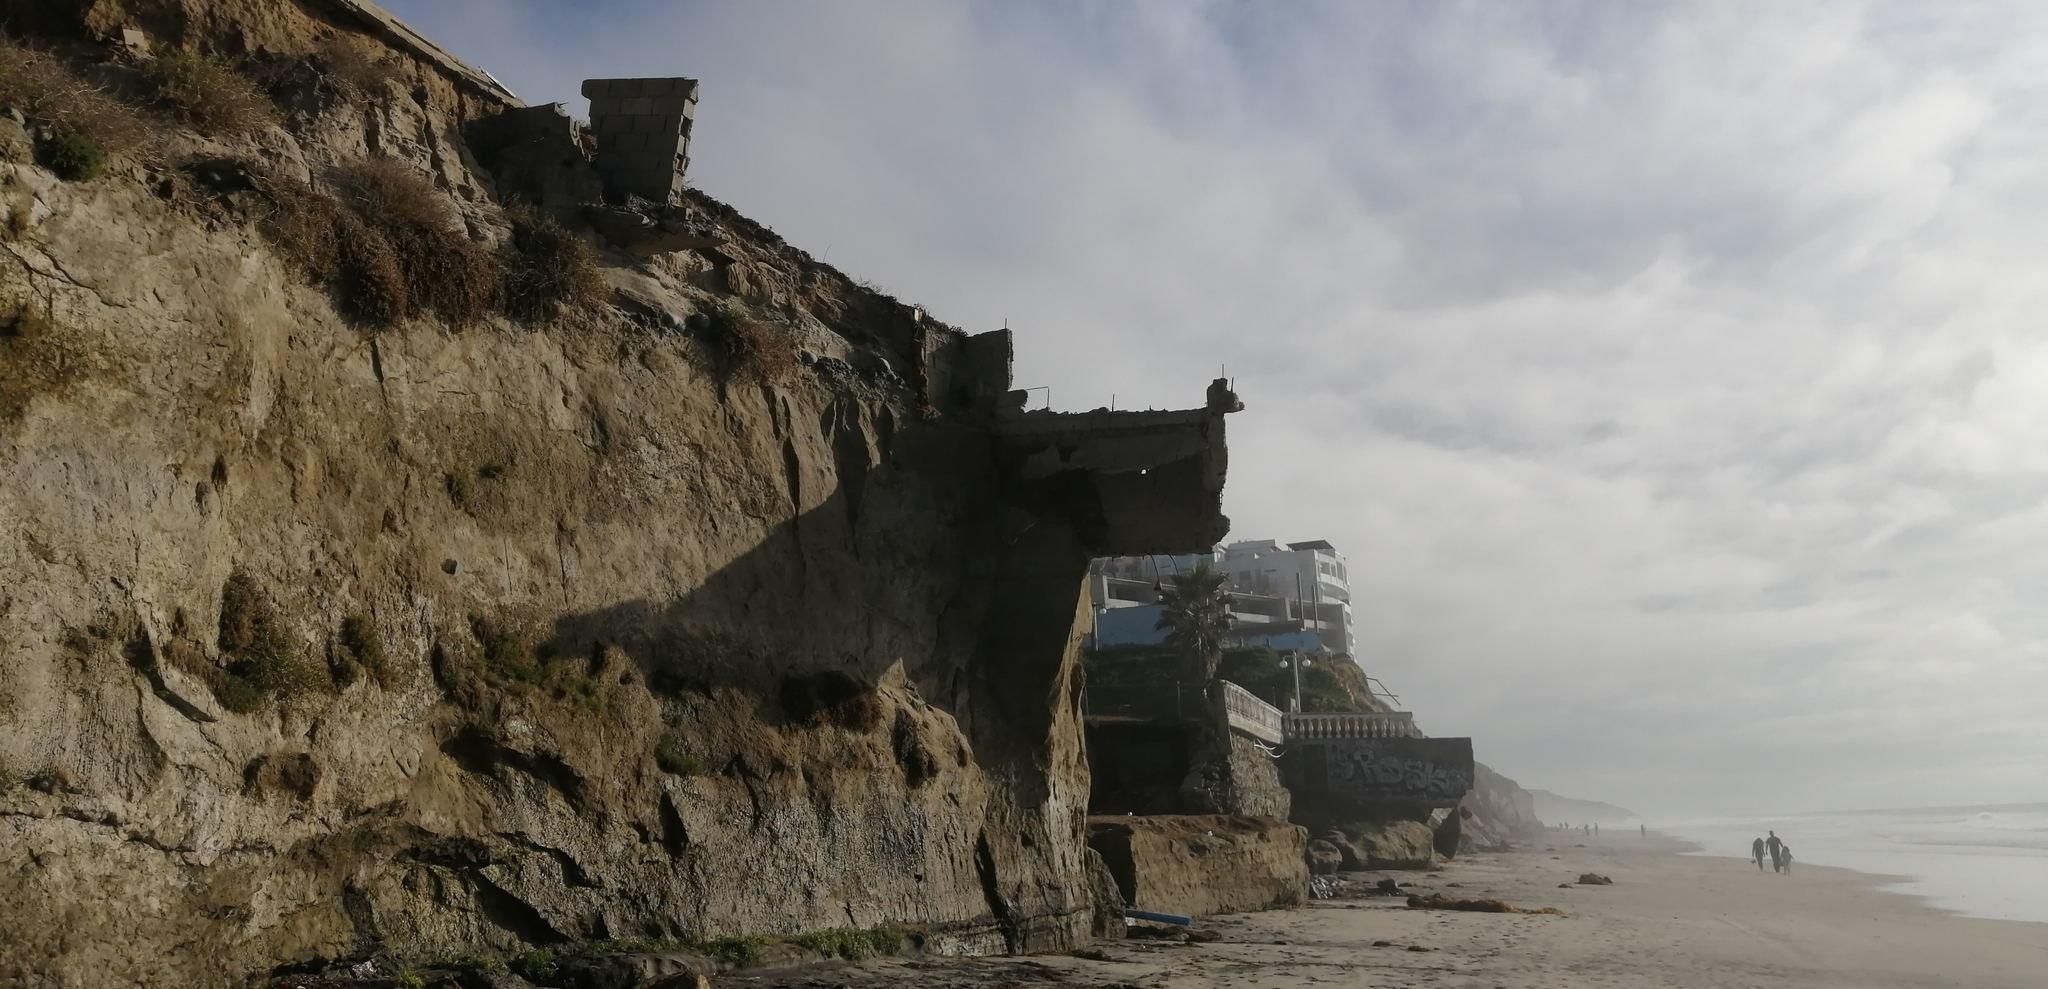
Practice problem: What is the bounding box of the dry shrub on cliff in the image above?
[258,160,499,326]
[142,49,279,137]
[653,733,704,776]
[337,614,392,688]
[456,617,606,709]
[216,570,330,712]
[703,302,794,383]
[0,300,83,422]
[338,159,500,324]
[0,40,147,160]
[257,174,409,325]
[258,161,604,329]
[468,617,548,693]
[313,35,397,97]
[501,206,607,321]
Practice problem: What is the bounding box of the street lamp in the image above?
[1280,652,1313,711]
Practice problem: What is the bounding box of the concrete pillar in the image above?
[581,76,700,204]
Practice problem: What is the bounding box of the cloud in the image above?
[383,0,2048,816]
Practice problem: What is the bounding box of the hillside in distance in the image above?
[1530,789,1642,825]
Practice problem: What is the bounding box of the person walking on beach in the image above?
[1780,844,1793,874]
[1752,837,1767,871]
[1766,831,1784,873]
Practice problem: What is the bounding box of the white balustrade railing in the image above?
[1283,711,1420,740]
[1084,679,1420,743]
[1219,680,1284,743]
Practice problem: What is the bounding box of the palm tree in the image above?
[1155,561,1233,685]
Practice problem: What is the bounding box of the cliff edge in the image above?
[0,2,1234,985]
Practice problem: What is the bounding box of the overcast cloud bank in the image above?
[384,0,2048,817]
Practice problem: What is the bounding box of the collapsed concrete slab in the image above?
[1088,815,1308,919]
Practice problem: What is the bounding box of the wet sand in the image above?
[729,832,2048,989]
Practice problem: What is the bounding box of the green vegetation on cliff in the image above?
[1086,644,1363,712]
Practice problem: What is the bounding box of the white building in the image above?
[1087,539,1356,659]
[1218,539,1355,657]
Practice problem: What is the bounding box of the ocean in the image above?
[1660,803,2048,924]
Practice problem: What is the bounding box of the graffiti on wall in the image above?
[1296,737,1475,807]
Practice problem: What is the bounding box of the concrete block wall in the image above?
[581,76,700,204]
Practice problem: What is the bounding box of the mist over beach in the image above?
[3,1,2047,986]
[1665,804,2048,923]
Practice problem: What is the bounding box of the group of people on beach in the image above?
[1550,822,1651,838]
[1751,830,1794,873]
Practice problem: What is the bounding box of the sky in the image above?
[380,0,2048,819]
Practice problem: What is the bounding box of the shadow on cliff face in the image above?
[386,409,1107,956]
[527,411,1093,769]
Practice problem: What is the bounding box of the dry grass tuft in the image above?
[257,176,348,281]
[314,35,398,96]
[0,299,82,422]
[337,613,392,688]
[216,570,330,712]
[257,161,501,327]
[502,207,607,321]
[0,39,148,156]
[703,302,793,383]
[654,733,704,776]
[142,49,279,137]
[338,159,500,325]
[259,161,609,330]
[258,174,409,324]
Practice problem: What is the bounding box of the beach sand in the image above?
[728,832,2048,989]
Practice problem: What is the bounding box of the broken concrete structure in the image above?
[583,76,699,204]
[987,376,1239,556]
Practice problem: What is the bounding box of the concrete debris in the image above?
[583,202,729,257]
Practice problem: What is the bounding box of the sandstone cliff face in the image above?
[0,4,1231,986]
[1458,762,1545,853]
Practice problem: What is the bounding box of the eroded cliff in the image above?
[0,3,1233,986]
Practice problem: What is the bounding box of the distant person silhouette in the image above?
[1640,824,1647,839]
[1751,837,1767,870]
[1780,844,1793,873]
[1766,831,1784,873]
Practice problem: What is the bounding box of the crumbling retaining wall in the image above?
[1087,815,1308,918]
[1179,728,1290,819]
